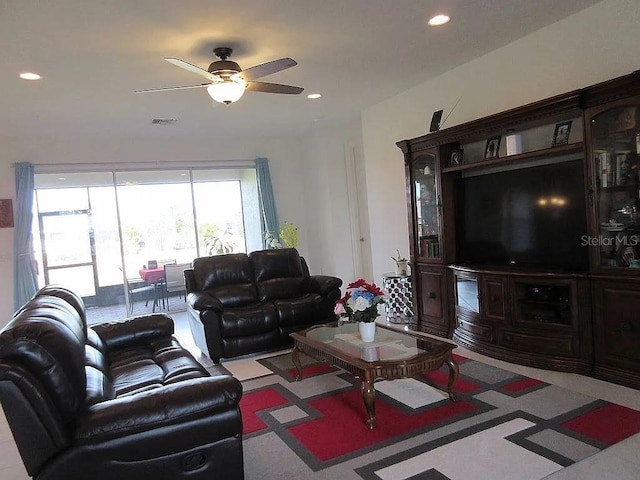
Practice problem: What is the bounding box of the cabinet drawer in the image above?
[500,329,576,357]
[456,315,493,342]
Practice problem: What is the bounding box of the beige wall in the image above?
[304,120,367,283]
[362,0,640,283]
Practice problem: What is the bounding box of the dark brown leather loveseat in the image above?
[185,248,342,363]
[0,285,244,480]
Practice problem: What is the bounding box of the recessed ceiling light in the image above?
[19,72,42,80]
[428,14,450,26]
[307,93,322,99]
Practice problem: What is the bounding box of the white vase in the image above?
[395,260,408,275]
[358,321,376,342]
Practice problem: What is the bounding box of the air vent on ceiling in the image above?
[151,118,178,125]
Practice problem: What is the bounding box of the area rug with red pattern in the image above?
[233,352,640,480]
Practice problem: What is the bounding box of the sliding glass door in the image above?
[115,170,196,280]
[34,173,125,319]
[39,211,96,297]
[33,166,261,324]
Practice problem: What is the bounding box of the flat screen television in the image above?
[456,160,589,271]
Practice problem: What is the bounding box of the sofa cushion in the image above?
[35,285,88,327]
[220,301,279,338]
[108,339,209,397]
[14,296,87,345]
[250,248,306,300]
[193,254,258,307]
[274,293,327,327]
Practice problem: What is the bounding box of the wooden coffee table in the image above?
[290,322,458,429]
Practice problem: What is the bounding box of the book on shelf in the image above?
[597,151,614,187]
[420,235,440,258]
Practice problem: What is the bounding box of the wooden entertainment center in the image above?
[396,71,640,390]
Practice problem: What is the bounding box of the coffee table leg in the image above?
[291,345,303,381]
[362,373,376,429]
[445,352,459,402]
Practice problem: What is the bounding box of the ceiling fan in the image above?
[136,47,304,104]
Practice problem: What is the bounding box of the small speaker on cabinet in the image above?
[429,110,443,132]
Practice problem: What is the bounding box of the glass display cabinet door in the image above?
[455,274,479,314]
[590,100,640,269]
[413,153,441,260]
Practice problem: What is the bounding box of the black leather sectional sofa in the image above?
[185,248,342,363]
[0,285,244,480]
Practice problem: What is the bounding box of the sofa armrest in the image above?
[91,314,174,350]
[73,375,242,442]
[306,275,343,296]
[187,292,223,311]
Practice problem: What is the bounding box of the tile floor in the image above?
[1,312,638,479]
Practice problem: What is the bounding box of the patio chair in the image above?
[164,262,191,309]
[125,277,156,314]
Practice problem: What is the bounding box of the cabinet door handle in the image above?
[490,295,498,302]
[620,320,633,332]
[428,292,437,299]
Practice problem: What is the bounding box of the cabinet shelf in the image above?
[517,299,570,306]
[599,183,639,192]
[442,142,583,173]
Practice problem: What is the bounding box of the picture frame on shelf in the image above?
[429,109,444,132]
[450,150,463,166]
[484,137,501,159]
[552,120,572,146]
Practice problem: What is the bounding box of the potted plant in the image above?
[264,221,299,249]
[334,279,386,342]
[392,249,409,275]
[279,221,298,248]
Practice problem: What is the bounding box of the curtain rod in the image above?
[29,159,258,173]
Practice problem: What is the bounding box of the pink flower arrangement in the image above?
[334,278,387,323]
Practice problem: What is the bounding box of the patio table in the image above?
[138,267,166,311]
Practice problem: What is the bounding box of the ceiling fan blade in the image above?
[164,57,221,81]
[241,58,298,81]
[136,83,211,93]
[246,81,304,94]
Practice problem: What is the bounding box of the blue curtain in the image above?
[14,162,38,310]
[256,158,280,249]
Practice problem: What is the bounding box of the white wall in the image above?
[362,0,640,283]
[303,120,366,284]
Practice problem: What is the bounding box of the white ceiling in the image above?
[0,0,602,141]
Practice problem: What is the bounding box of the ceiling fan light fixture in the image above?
[19,72,42,80]
[428,14,450,26]
[207,77,247,104]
